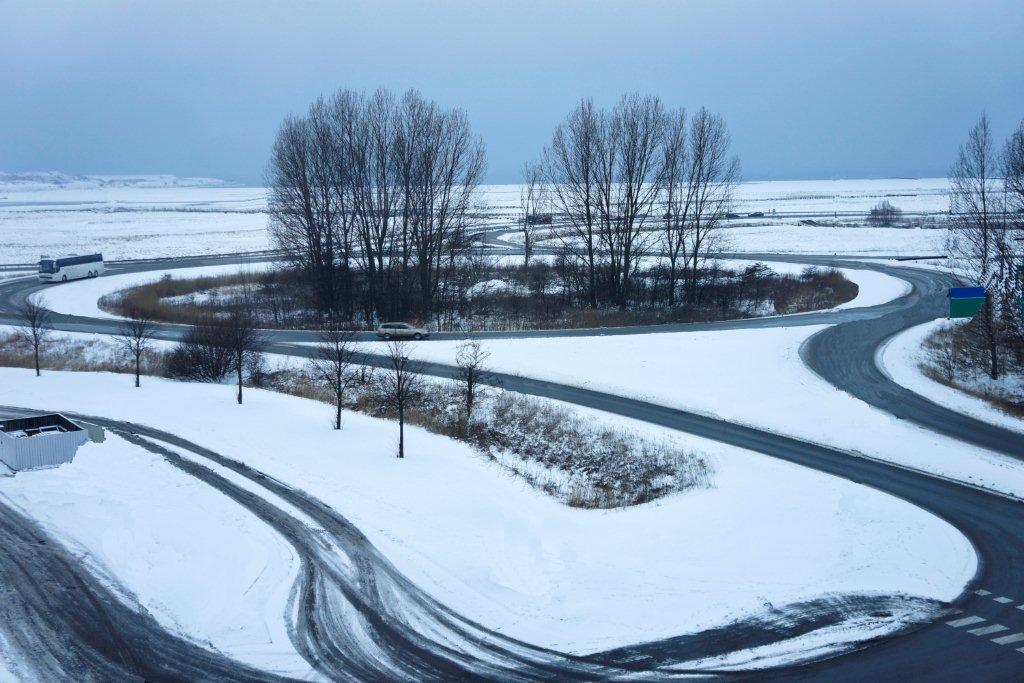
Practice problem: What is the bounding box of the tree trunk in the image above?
[34,346,40,377]
[984,298,999,380]
[237,359,244,405]
[335,394,342,430]
[398,404,405,458]
[135,355,141,388]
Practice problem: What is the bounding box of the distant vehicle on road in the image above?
[38,253,104,282]
[375,322,429,340]
[747,211,766,218]
[725,212,741,219]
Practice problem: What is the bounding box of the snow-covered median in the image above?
[36,255,907,328]
[0,430,313,677]
[0,369,974,656]
[33,262,272,320]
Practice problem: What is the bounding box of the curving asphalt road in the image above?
[1,244,1023,680]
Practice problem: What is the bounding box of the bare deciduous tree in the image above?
[165,322,233,382]
[948,114,1004,379]
[455,340,491,422]
[14,298,52,376]
[222,306,265,405]
[678,107,739,304]
[309,327,357,430]
[381,340,422,458]
[520,161,549,267]
[545,99,601,308]
[661,108,689,306]
[115,309,155,387]
[999,119,1024,361]
[1003,119,1024,212]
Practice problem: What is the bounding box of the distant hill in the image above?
[0,172,229,191]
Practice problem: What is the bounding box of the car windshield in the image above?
[38,260,55,273]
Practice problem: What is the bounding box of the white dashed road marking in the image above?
[975,589,992,596]
[992,633,1024,645]
[968,624,1009,636]
[994,597,1014,604]
[948,616,987,628]
[1017,604,1024,611]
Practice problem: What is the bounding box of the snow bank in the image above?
[0,369,975,655]
[879,319,1024,436]
[0,431,313,676]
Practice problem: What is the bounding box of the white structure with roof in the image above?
[0,413,89,472]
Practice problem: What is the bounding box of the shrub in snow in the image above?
[461,393,712,508]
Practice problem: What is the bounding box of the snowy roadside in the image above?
[0,368,975,657]
[0,430,316,678]
[878,319,1024,436]
[369,325,1024,499]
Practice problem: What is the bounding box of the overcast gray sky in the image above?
[2,0,1022,184]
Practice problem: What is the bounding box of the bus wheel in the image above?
[61,275,68,282]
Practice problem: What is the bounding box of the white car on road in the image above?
[375,322,430,340]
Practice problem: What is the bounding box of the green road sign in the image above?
[949,296,985,319]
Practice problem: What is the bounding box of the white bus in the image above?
[38,253,104,282]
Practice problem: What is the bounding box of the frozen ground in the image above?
[0,176,951,263]
[0,431,313,677]
[0,368,975,655]
[879,320,1024,436]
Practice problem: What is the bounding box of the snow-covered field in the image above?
[0,175,952,263]
[720,224,948,256]
[480,177,952,215]
[0,369,975,656]
[880,320,1024,436]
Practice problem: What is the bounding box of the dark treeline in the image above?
[267,88,485,326]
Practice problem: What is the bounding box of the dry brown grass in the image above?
[918,325,1024,418]
[98,272,257,325]
[920,364,1024,418]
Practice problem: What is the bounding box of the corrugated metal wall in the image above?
[0,430,88,471]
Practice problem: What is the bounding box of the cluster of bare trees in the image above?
[164,309,265,403]
[539,96,738,309]
[946,114,1024,380]
[867,200,903,227]
[268,88,485,326]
